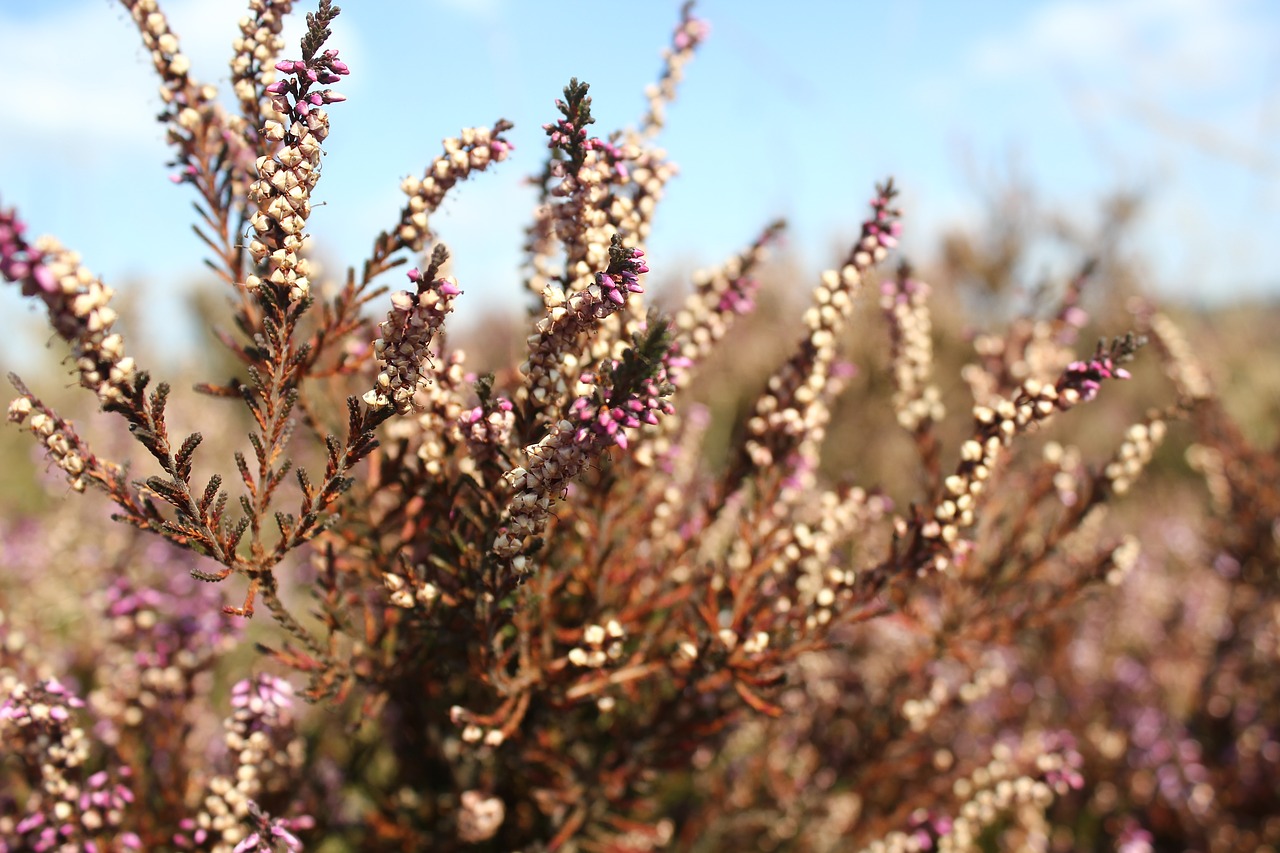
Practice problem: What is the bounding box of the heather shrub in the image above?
[3,2,1278,852]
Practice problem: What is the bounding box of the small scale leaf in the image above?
[199,474,223,514]
[175,432,204,480]
[235,451,255,491]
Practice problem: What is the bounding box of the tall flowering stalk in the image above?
[362,246,461,415]
[730,182,902,491]
[247,3,348,304]
[0,212,138,409]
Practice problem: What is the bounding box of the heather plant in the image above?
[2,2,1277,851]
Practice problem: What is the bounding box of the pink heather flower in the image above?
[267,49,350,116]
[716,279,757,314]
[1064,305,1089,328]
[0,208,57,295]
[1063,357,1130,402]
[1055,335,1142,404]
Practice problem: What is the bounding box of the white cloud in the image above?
[0,0,362,159]
[1,1,236,149]
[970,0,1267,93]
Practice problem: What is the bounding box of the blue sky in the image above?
[2,0,1277,364]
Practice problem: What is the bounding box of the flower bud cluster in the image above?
[1185,443,1231,514]
[382,570,440,609]
[460,397,515,459]
[780,359,857,501]
[1,211,137,406]
[397,123,514,252]
[964,307,1088,407]
[1060,351,1132,405]
[542,82,621,297]
[1106,535,1142,586]
[644,404,712,552]
[230,1,294,126]
[377,349,468,475]
[245,52,349,301]
[522,244,648,418]
[862,734,1084,853]
[671,221,781,385]
[456,789,506,844]
[935,743,1076,853]
[920,349,1138,568]
[6,398,95,492]
[122,0,248,192]
[123,0,199,103]
[773,488,890,631]
[176,675,307,851]
[743,185,901,469]
[0,678,138,849]
[902,655,1010,734]
[549,161,615,298]
[881,270,944,431]
[1025,317,1085,385]
[601,144,677,250]
[548,4,706,315]
[412,351,469,476]
[567,620,626,668]
[88,572,239,743]
[1042,440,1085,506]
[364,268,461,414]
[498,339,673,563]
[921,390,1058,565]
[1146,310,1213,401]
[638,4,710,138]
[568,370,673,452]
[1105,419,1166,496]
[491,419,594,562]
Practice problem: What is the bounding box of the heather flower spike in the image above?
[364,245,461,415]
[868,331,1146,588]
[496,239,666,565]
[521,234,651,428]
[882,260,944,433]
[734,180,902,483]
[245,0,348,304]
[639,1,710,138]
[0,206,138,407]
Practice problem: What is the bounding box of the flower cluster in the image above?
[231,1,296,131]
[540,79,615,298]
[494,247,671,565]
[638,1,711,138]
[246,5,349,302]
[670,219,783,385]
[739,183,902,474]
[0,678,139,852]
[0,210,137,407]
[395,121,514,253]
[1143,308,1213,401]
[459,395,515,458]
[363,250,461,414]
[88,567,240,751]
[521,237,650,419]
[174,676,307,852]
[878,334,1145,579]
[881,264,944,432]
[6,396,96,493]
